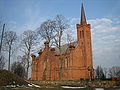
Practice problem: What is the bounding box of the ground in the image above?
[0,70,120,90]
[0,70,28,86]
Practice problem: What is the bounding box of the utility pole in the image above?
[0,24,5,54]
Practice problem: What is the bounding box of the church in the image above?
[31,4,94,80]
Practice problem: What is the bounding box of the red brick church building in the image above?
[31,4,94,80]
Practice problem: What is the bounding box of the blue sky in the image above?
[0,0,120,68]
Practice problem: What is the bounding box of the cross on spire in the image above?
[81,3,87,25]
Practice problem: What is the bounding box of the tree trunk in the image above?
[26,66,29,80]
[59,57,63,80]
[26,48,30,80]
[42,52,48,80]
[59,37,63,80]
[8,45,11,71]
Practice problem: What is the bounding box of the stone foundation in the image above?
[28,80,120,88]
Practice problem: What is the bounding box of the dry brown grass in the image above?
[0,70,28,86]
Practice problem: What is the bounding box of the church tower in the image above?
[77,4,93,71]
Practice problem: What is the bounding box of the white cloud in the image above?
[88,18,120,68]
[101,35,115,39]
[70,17,79,24]
[88,18,120,33]
[88,18,112,26]
[8,21,17,25]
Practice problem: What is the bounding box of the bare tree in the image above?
[53,15,69,80]
[3,31,17,71]
[37,19,55,47]
[11,61,26,79]
[66,33,75,44]
[36,15,69,80]
[103,67,107,79]
[0,55,5,69]
[20,30,37,79]
[108,66,120,78]
[53,15,69,48]
[95,66,105,80]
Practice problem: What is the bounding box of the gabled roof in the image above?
[55,42,78,55]
[35,42,78,60]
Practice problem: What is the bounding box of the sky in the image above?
[0,0,120,68]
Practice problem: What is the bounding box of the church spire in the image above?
[81,3,87,25]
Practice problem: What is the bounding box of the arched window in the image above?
[65,57,68,69]
[88,41,91,47]
[80,31,82,38]
[82,30,84,38]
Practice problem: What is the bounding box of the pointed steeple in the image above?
[81,3,87,25]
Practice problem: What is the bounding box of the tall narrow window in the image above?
[87,31,90,39]
[82,49,85,67]
[65,57,68,69]
[70,56,72,70]
[88,41,91,47]
[80,31,82,38]
[82,31,84,38]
